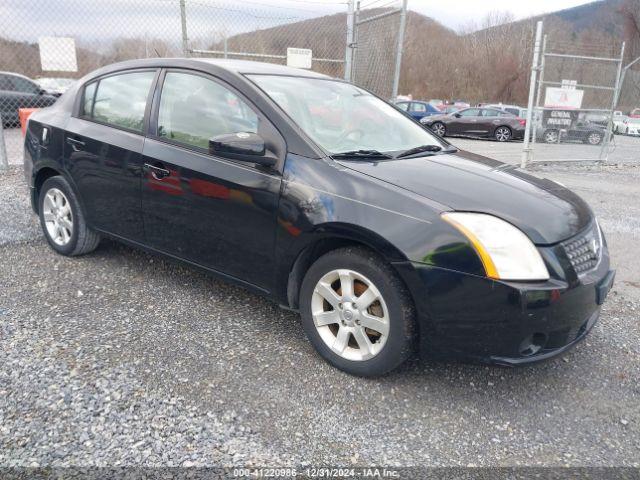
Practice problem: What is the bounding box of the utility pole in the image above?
[521,21,543,169]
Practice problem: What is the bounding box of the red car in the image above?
[629,108,640,118]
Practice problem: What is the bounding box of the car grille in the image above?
[561,223,602,275]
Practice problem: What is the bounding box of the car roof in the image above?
[0,71,35,81]
[84,58,333,80]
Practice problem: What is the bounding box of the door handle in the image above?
[144,163,171,180]
[66,137,85,151]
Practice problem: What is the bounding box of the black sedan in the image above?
[421,107,526,142]
[0,71,57,126]
[24,59,614,376]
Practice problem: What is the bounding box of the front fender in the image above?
[273,153,485,303]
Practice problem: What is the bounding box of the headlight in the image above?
[442,212,549,281]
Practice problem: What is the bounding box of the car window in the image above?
[396,102,409,111]
[157,72,258,150]
[481,109,500,117]
[250,75,444,154]
[410,103,427,113]
[11,76,39,94]
[458,108,481,117]
[92,71,155,132]
[0,75,14,91]
[81,81,97,117]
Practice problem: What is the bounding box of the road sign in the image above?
[287,48,312,69]
[544,87,583,109]
[38,37,78,72]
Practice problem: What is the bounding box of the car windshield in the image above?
[248,75,445,156]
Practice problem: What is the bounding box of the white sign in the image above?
[544,87,583,109]
[286,48,312,69]
[561,79,577,90]
[38,37,78,72]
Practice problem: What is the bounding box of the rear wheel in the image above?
[299,247,416,377]
[431,122,446,137]
[494,126,512,142]
[38,176,100,256]
[585,132,603,145]
[543,129,559,143]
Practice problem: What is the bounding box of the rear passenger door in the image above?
[64,69,157,241]
[141,70,283,289]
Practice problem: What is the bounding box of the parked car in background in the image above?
[540,120,606,145]
[35,77,76,97]
[421,107,525,142]
[395,100,441,120]
[629,108,640,118]
[0,71,57,126]
[441,105,461,114]
[24,58,614,376]
[486,104,527,119]
[617,117,640,136]
[613,114,629,134]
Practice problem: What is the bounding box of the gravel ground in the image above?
[0,161,639,469]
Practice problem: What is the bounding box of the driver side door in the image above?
[141,70,284,290]
[448,108,482,135]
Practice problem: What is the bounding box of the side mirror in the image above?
[453,112,461,118]
[209,132,276,167]
[38,88,47,95]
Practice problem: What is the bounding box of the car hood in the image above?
[337,150,592,245]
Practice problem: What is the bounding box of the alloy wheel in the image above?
[42,188,73,246]
[495,127,511,142]
[432,123,445,137]
[544,130,559,143]
[311,269,390,361]
[588,133,602,145]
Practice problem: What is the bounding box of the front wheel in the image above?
[431,122,446,137]
[299,247,416,377]
[38,176,100,256]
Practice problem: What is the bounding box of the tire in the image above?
[299,246,416,377]
[585,132,602,145]
[38,176,100,256]
[431,122,446,137]
[543,129,559,143]
[494,126,512,142]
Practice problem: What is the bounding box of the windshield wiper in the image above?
[331,149,393,159]
[395,144,448,158]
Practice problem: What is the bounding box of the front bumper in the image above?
[402,252,614,365]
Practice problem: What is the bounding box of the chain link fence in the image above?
[350,0,406,100]
[524,24,636,164]
[0,0,408,167]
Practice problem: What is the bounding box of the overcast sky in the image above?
[1,0,596,43]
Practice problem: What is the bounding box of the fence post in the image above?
[530,34,547,151]
[600,42,626,161]
[0,115,8,173]
[521,21,543,169]
[344,0,355,81]
[391,0,408,100]
[179,0,189,57]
